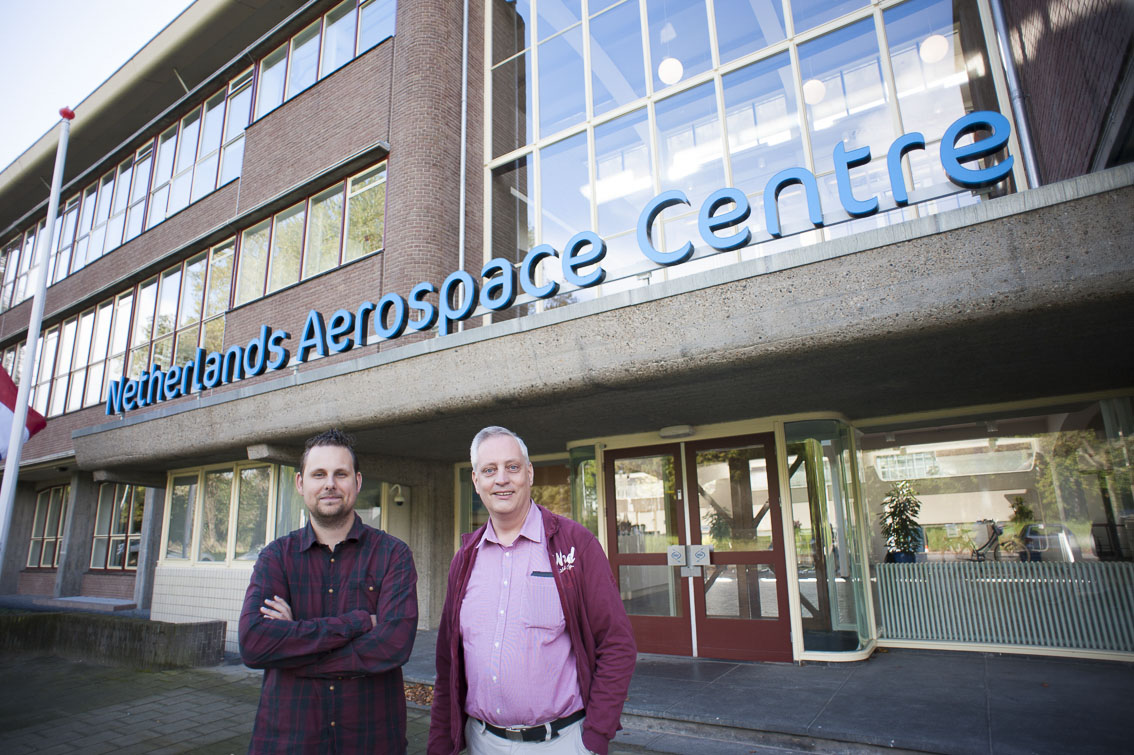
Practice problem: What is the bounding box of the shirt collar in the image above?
[478,501,542,548]
[298,513,363,551]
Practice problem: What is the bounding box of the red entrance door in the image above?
[604,434,792,661]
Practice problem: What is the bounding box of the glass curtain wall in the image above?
[861,397,1134,653]
[785,419,871,652]
[487,0,1007,314]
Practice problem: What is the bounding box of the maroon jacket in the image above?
[427,504,637,755]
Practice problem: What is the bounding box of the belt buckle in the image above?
[503,725,528,742]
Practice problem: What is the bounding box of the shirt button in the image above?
[502,580,508,586]
[499,609,504,615]
[328,588,334,594]
[330,558,335,563]
[494,642,499,648]
[331,721,336,727]
[329,685,335,691]
[505,552,511,558]
[492,675,497,682]
[368,586,374,591]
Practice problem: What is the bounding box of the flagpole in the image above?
[0,107,75,569]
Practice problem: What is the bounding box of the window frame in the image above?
[90,482,146,571]
[160,461,280,566]
[26,485,70,569]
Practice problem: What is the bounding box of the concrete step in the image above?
[30,596,136,612]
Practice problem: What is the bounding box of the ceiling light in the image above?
[658,56,684,85]
[802,78,826,105]
[919,33,949,63]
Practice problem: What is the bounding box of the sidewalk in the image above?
[2,632,1130,754]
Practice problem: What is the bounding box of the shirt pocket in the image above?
[351,575,380,613]
[521,572,565,631]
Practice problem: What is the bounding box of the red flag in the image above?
[0,366,46,460]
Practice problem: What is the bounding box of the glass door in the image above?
[604,444,691,655]
[604,434,793,660]
[686,434,792,661]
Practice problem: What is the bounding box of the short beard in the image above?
[309,506,354,530]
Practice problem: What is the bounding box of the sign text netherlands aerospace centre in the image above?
[106,111,1014,415]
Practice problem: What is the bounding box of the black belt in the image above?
[479,709,585,742]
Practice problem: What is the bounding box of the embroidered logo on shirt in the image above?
[554,546,576,573]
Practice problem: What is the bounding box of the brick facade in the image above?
[1003,0,1134,182]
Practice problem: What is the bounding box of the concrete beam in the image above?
[247,444,302,465]
[92,470,168,488]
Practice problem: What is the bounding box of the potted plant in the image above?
[880,480,923,563]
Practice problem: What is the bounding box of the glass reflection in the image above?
[590,0,647,117]
[492,155,535,262]
[786,420,869,652]
[537,0,581,40]
[714,0,785,65]
[791,0,868,35]
[493,52,533,158]
[647,0,711,89]
[594,108,652,236]
[614,454,678,554]
[538,27,586,137]
[619,564,682,617]
[696,444,775,552]
[540,132,589,247]
[885,0,998,201]
[799,18,894,178]
[723,52,804,191]
[705,563,778,619]
[492,0,531,65]
[656,82,725,199]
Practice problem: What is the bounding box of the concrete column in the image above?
[0,482,38,593]
[134,485,166,610]
[54,471,99,598]
[413,461,454,630]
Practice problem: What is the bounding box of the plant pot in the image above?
[889,551,916,564]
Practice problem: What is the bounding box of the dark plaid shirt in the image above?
[239,515,418,754]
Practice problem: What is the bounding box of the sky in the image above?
[0,0,195,171]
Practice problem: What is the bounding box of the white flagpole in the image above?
[0,107,75,569]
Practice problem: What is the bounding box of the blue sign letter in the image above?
[941,111,1014,189]
[698,188,752,252]
[638,190,693,265]
[562,231,607,288]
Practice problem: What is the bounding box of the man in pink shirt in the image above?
[428,426,637,755]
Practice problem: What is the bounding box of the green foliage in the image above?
[879,480,922,554]
[1009,495,1034,524]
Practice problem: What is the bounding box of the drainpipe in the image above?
[988,0,1041,188]
[457,0,470,330]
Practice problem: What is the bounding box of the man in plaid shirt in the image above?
[239,429,418,753]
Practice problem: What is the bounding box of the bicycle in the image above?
[969,519,1004,562]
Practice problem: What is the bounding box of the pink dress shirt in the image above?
[459,502,585,727]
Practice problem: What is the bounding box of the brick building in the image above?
[0,0,1131,662]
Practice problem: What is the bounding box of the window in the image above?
[220,69,253,186]
[321,0,358,79]
[345,164,386,261]
[91,483,146,570]
[267,201,306,293]
[236,220,271,305]
[163,463,276,564]
[256,44,288,119]
[27,485,69,568]
[304,183,345,279]
[165,475,198,560]
[487,0,1014,309]
[359,0,396,52]
[287,21,322,99]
